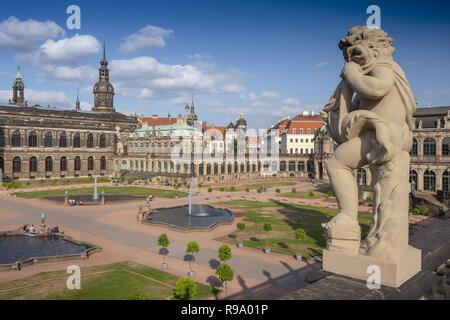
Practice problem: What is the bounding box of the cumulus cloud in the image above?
[36,34,101,64]
[110,56,231,99]
[138,88,155,99]
[120,25,173,52]
[41,65,97,83]
[0,16,65,51]
[0,89,69,106]
[282,98,301,106]
[261,90,279,99]
[313,61,329,69]
[222,83,246,93]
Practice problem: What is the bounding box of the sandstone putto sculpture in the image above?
[320,26,421,287]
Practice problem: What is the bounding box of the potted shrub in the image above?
[294,229,306,261]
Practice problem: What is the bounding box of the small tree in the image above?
[308,191,314,198]
[186,241,200,272]
[208,187,213,193]
[157,234,170,264]
[263,223,273,251]
[230,186,236,191]
[291,188,297,194]
[218,244,232,262]
[216,263,234,297]
[174,277,198,300]
[275,189,281,197]
[245,187,250,193]
[294,229,306,259]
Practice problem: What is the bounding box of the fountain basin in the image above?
[43,195,145,205]
[143,204,233,231]
[0,233,101,270]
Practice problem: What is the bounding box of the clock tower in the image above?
[92,36,115,113]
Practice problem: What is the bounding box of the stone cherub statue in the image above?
[321,26,419,269]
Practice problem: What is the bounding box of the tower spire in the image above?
[11,64,25,107]
[103,33,107,61]
[16,64,22,79]
[75,88,81,111]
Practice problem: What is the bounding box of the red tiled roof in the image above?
[285,115,323,134]
[142,116,178,126]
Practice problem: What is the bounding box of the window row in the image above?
[410,137,450,156]
[10,156,107,173]
[0,130,107,149]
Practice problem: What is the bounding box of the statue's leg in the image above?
[324,130,375,247]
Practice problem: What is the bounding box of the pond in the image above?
[144,204,233,230]
[0,234,94,265]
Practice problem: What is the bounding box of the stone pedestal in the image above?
[323,246,421,288]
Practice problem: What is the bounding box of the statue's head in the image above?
[339,27,395,65]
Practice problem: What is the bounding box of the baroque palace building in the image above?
[0,45,138,181]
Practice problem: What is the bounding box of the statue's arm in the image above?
[342,63,395,100]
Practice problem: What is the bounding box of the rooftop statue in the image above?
[320,26,420,287]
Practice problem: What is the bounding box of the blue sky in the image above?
[0,0,449,128]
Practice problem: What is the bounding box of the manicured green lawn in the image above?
[217,200,372,258]
[15,186,187,199]
[215,181,297,192]
[279,191,325,199]
[0,262,214,300]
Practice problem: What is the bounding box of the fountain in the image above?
[143,176,233,231]
[92,177,99,201]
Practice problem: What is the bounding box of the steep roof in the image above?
[141,116,178,126]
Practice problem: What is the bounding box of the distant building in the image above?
[0,43,138,181]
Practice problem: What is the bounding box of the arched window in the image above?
[0,156,4,173]
[45,156,53,172]
[289,161,296,172]
[423,138,436,156]
[88,156,94,171]
[424,170,436,192]
[29,156,37,173]
[280,161,287,171]
[28,131,37,147]
[357,168,367,186]
[87,133,94,148]
[443,171,450,192]
[410,170,418,190]
[410,138,418,156]
[442,138,450,156]
[100,156,107,170]
[73,133,81,148]
[11,130,21,147]
[60,156,67,172]
[0,130,4,147]
[298,161,305,172]
[12,156,21,173]
[59,132,67,148]
[99,134,106,148]
[44,132,53,148]
[74,156,81,171]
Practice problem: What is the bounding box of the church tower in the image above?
[11,65,26,107]
[75,88,81,111]
[92,36,115,113]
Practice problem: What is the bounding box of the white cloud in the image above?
[0,16,65,51]
[120,25,173,52]
[313,61,329,69]
[138,88,155,99]
[250,101,269,108]
[79,101,91,111]
[282,98,301,107]
[261,90,279,99]
[37,34,101,64]
[0,89,69,106]
[222,83,246,93]
[111,56,226,98]
[42,65,97,83]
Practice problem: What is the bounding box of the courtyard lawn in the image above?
[15,186,187,199]
[0,261,214,300]
[214,181,297,192]
[217,200,372,258]
[279,191,325,199]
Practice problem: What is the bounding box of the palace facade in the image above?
[0,46,138,181]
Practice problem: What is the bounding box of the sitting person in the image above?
[28,225,36,234]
